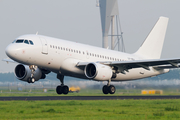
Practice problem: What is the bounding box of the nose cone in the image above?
[5,44,17,59]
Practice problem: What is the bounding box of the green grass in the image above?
[0,99,180,120]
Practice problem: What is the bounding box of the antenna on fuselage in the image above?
[36,31,38,35]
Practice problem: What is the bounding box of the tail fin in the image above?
[135,17,169,59]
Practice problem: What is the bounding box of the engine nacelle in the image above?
[85,63,113,81]
[15,64,44,82]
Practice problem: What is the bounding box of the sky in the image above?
[0,0,180,72]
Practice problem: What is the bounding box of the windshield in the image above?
[14,39,34,45]
[29,40,34,45]
[16,40,24,43]
[24,40,29,44]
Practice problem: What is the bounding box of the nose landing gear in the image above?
[28,65,36,83]
[27,77,35,83]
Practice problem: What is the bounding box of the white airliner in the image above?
[4,17,180,95]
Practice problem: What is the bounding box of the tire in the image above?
[56,86,63,94]
[62,85,69,95]
[27,77,31,83]
[108,85,116,94]
[31,77,35,83]
[102,85,109,94]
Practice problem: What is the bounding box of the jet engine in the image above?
[14,64,45,82]
[85,63,113,81]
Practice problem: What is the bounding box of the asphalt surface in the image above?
[0,95,180,101]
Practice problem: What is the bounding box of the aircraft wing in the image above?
[77,58,180,71]
[103,58,180,69]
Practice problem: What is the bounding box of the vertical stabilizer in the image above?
[135,17,169,59]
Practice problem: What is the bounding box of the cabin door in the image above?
[40,37,48,54]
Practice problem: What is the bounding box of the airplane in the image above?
[4,16,180,95]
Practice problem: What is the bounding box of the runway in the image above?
[0,95,180,101]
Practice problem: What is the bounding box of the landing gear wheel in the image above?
[56,86,63,94]
[62,85,69,95]
[27,77,31,83]
[56,74,69,95]
[56,85,69,95]
[108,85,116,94]
[31,77,35,83]
[27,77,35,83]
[102,85,109,94]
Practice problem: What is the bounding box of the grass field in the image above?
[0,99,180,120]
[0,88,180,119]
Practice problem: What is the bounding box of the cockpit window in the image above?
[14,39,34,45]
[24,40,29,44]
[12,40,16,43]
[16,39,24,43]
[29,40,34,45]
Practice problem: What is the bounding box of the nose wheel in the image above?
[27,65,36,83]
[56,74,69,95]
[27,77,35,83]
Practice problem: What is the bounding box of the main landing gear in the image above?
[56,74,69,95]
[28,65,36,83]
[102,79,116,94]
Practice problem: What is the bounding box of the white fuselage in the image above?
[6,34,168,81]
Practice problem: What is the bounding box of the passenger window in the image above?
[24,40,29,44]
[29,40,34,45]
[16,40,24,43]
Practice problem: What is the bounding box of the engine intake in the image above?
[15,64,44,82]
[85,63,113,81]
